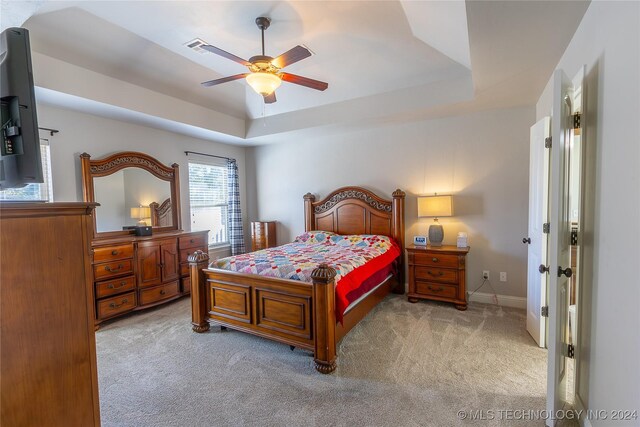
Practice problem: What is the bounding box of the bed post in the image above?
[392,189,406,294]
[311,263,337,374]
[303,193,316,232]
[188,250,210,333]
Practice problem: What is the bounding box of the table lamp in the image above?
[417,195,453,247]
[130,206,151,226]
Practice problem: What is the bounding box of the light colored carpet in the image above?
[96,295,550,426]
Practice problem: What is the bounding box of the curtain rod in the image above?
[184,151,234,161]
[39,127,59,136]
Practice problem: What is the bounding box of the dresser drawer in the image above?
[179,234,207,250]
[95,276,136,299]
[415,266,458,284]
[93,244,134,263]
[97,292,136,320]
[93,259,134,281]
[413,252,459,268]
[179,247,206,264]
[415,282,458,299]
[139,281,180,305]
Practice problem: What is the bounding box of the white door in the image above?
[546,69,574,425]
[526,117,550,348]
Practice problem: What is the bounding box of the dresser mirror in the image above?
[80,151,181,238]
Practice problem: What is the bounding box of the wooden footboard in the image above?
[189,251,338,373]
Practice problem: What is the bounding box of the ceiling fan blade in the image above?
[201,44,251,66]
[280,73,328,91]
[271,45,312,69]
[201,73,249,87]
[263,92,277,104]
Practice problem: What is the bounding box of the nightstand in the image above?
[406,245,470,310]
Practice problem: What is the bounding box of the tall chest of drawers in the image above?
[406,245,470,310]
[91,230,208,327]
[251,221,277,251]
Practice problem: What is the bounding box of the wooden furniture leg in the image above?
[189,250,210,333]
[311,264,337,374]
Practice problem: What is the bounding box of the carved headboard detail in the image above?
[150,198,173,227]
[303,186,405,281]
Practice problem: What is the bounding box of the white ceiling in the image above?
[6,0,590,145]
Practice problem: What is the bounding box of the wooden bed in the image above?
[188,186,405,373]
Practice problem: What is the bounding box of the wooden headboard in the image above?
[303,186,405,260]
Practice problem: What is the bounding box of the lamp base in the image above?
[428,223,444,247]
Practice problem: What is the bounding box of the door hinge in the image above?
[573,113,581,129]
[544,136,552,148]
[543,223,550,234]
[567,343,575,359]
[541,306,549,317]
[571,228,578,245]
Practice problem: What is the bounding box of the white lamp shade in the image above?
[418,195,453,218]
[130,206,151,219]
[246,72,282,96]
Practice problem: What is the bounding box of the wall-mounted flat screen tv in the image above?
[0,27,43,190]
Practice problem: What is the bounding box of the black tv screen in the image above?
[0,27,43,190]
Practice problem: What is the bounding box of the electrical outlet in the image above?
[482,270,490,280]
[500,272,507,282]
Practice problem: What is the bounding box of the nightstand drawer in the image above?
[415,282,458,299]
[415,266,458,284]
[413,252,459,268]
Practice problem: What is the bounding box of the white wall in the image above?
[536,1,640,423]
[248,106,535,299]
[37,103,250,246]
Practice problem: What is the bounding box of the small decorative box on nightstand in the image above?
[406,244,470,310]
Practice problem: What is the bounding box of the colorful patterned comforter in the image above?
[212,231,400,320]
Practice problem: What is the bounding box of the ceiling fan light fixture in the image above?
[246,72,282,96]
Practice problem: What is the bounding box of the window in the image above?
[0,142,53,201]
[188,161,228,246]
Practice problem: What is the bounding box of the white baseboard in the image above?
[467,291,527,309]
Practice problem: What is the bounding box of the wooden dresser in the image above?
[92,230,208,327]
[80,151,209,327]
[406,245,470,310]
[1,202,100,426]
[251,221,277,251]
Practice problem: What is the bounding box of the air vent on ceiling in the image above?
[184,38,209,54]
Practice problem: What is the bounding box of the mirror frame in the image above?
[80,151,182,239]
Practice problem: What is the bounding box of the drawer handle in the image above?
[428,286,444,293]
[105,264,123,272]
[190,239,194,243]
[111,250,119,255]
[107,281,127,290]
[160,289,166,295]
[427,271,444,277]
[432,257,438,263]
[109,298,128,309]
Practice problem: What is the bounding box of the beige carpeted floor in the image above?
[96,295,552,426]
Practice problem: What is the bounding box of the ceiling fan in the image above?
[200,16,328,104]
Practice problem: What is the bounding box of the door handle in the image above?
[539,264,549,274]
[558,266,573,278]
[522,237,531,244]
